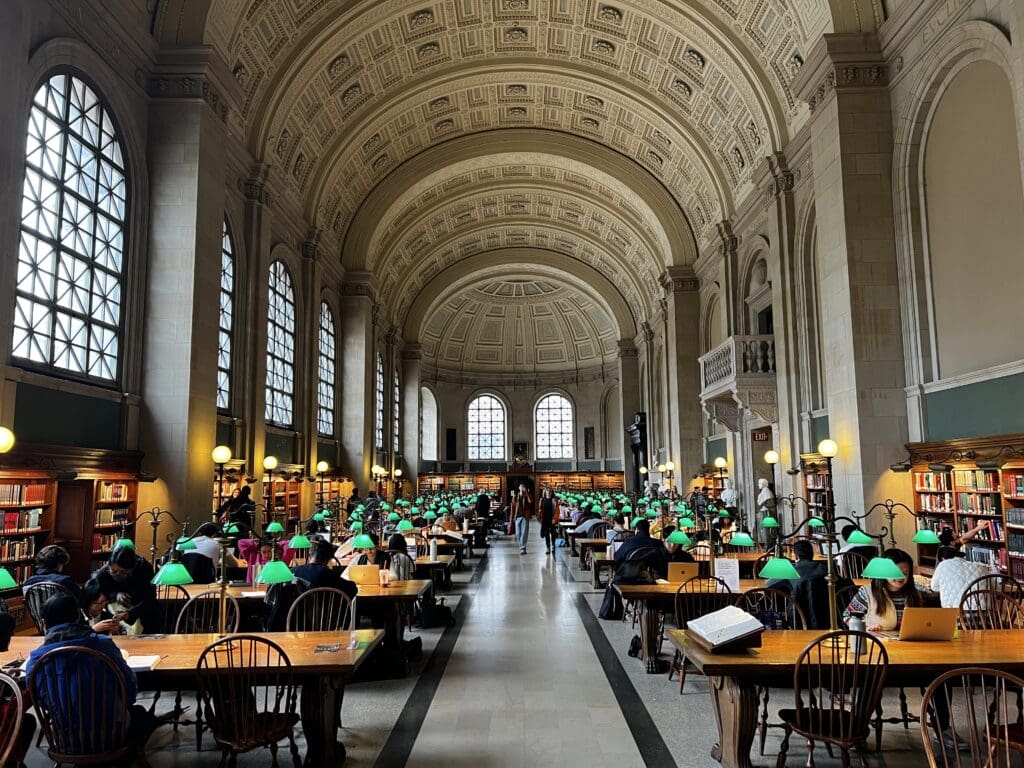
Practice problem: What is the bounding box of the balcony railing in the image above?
[699,335,776,395]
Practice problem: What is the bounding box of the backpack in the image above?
[262,577,310,631]
[418,596,455,628]
[598,584,623,620]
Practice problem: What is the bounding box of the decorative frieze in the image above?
[148,74,231,122]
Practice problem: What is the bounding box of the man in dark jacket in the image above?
[613,520,669,580]
[772,540,853,629]
[93,546,157,632]
[291,540,357,599]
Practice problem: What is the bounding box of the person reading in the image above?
[291,540,356,598]
[842,548,923,631]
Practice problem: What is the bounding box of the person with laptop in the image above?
[842,548,923,631]
[661,526,695,563]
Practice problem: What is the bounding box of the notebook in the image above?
[667,562,700,582]
[348,564,381,585]
[886,608,958,641]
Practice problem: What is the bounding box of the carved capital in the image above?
[617,339,638,359]
[148,73,231,122]
[402,344,423,361]
[660,266,699,293]
[301,229,323,261]
[716,220,738,257]
[761,152,800,206]
[792,34,888,114]
[341,271,377,301]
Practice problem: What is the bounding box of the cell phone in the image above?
[314,643,341,653]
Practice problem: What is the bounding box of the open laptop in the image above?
[667,562,700,583]
[347,564,381,586]
[883,608,958,641]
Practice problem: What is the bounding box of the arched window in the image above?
[536,393,574,459]
[374,354,384,449]
[13,73,129,381]
[265,260,295,427]
[217,218,234,410]
[467,394,506,461]
[421,386,438,461]
[392,369,400,454]
[317,301,336,436]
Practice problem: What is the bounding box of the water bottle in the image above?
[429,537,438,562]
[848,614,866,655]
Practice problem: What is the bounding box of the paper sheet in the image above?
[714,558,741,592]
[125,655,161,671]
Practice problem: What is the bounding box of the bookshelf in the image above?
[698,464,728,500]
[91,479,138,570]
[0,473,56,600]
[264,475,302,531]
[912,469,954,570]
[799,453,830,519]
[415,471,623,500]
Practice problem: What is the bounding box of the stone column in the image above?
[794,34,909,516]
[401,345,423,494]
[617,339,641,491]
[140,70,231,518]
[661,267,703,487]
[298,233,323,518]
[716,221,742,336]
[339,273,376,491]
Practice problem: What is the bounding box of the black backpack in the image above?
[418,596,455,628]
[262,577,310,631]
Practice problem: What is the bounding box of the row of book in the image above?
[1,510,42,532]
[95,508,131,526]
[955,493,1001,514]
[917,495,953,513]
[1006,474,1024,497]
[97,482,131,501]
[963,545,1007,568]
[0,537,35,562]
[1006,508,1024,526]
[953,469,999,492]
[962,516,1005,541]
[0,483,47,505]
[1006,532,1024,555]
[914,472,951,492]
[92,533,128,553]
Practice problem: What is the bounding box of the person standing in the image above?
[538,488,557,554]
[512,484,533,555]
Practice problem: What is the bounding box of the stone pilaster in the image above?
[661,266,702,486]
[340,273,377,490]
[617,339,641,491]
[401,345,423,491]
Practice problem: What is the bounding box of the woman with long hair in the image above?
[842,548,923,631]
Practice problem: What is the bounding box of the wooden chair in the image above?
[958,589,1024,630]
[175,590,241,635]
[777,630,889,768]
[154,583,191,635]
[196,635,301,767]
[23,582,73,635]
[29,645,149,767]
[285,587,355,632]
[667,576,733,693]
[409,534,430,559]
[963,573,1024,599]
[734,588,807,754]
[921,667,1024,767]
[837,551,870,581]
[0,672,24,767]
[616,546,665,628]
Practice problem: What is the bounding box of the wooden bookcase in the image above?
[698,464,728,500]
[912,468,953,571]
[416,471,622,501]
[0,471,57,628]
[263,474,302,531]
[90,478,138,570]
[799,453,830,520]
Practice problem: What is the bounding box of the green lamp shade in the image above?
[631,516,644,528]
[319,507,333,517]
[758,557,800,580]
[313,512,326,522]
[152,562,194,586]
[175,537,197,551]
[846,529,874,545]
[224,523,241,535]
[388,512,401,522]
[760,517,779,529]
[912,528,941,545]
[729,532,756,547]
[438,507,450,515]
[424,510,437,520]
[645,509,659,518]
[719,508,731,517]
[415,497,424,504]
[265,521,285,534]
[677,517,696,529]
[621,505,633,515]
[861,557,906,580]
[257,559,294,585]
[397,520,414,532]
[350,522,363,532]
[666,530,691,546]
[356,504,366,513]
[351,533,375,549]
[674,503,688,513]
[380,503,391,512]
[113,538,135,550]
[0,567,18,590]
[288,534,311,549]
[806,516,826,528]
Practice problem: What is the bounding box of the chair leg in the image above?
[667,649,679,681]
[874,703,883,752]
[806,739,816,768]
[759,687,770,756]
[857,740,870,768]
[270,740,279,768]
[678,656,688,694]
[776,724,792,768]
[172,690,182,732]
[288,733,302,768]
[839,748,851,768]
[899,687,911,730]
[195,700,204,751]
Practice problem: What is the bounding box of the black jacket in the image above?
[613,534,669,580]
[290,563,357,599]
[93,556,156,628]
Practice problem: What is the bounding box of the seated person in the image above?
[304,518,331,543]
[440,511,459,532]
[574,509,604,537]
[387,534,415,581]
[606,513,628,542]
[238,537,295,583]
[767,540,824,591]
[291,540,356,598]
[79,579,126,635]
[613,520,669,580]
[23,544,80,600]
[350,533,392,570]
[661,525,695,563]
[93,546,156,633]
[570,503,587,526]
[188,522,224,562]
[929,540,996,609]
[714,515,737,544]
[25,595,159,750]
[843,548,922,631]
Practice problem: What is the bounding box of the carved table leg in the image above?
[301,676,345,767]
[639,599,663,674]
[709,675,758,768]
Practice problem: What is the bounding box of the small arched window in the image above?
[317,301,336,436]
[536,393,574,459]
[374,354,385,449]
[13,73,129,381]
[392,369,400,454]
[265,260,295,427]
[217,218,234,410]
[467,394,506,461]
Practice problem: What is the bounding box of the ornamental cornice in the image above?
[792,33,888,114]
[660,266,699,294]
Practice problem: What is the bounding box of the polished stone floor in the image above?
[21,536,932,767]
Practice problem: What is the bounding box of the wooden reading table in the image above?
[591,552,615,588]
[667,628,1024,768]
[576,538,609,571]
[1,630,382,767]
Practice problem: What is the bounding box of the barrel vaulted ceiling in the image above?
[155,0,884,353]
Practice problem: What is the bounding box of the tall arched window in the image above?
[467,394,506,461]
[536,393,574,459]
[392,369,400,454]
[374,354,384,449]
[265,260,295,427]
[13,73,128,381]
[317,301,336,436]
[421,386,438,461]
[217,218,234,410]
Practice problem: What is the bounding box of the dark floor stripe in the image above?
[372,549,488,767]
[558,554,678,768]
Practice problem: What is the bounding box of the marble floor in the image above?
[21,536,935,767]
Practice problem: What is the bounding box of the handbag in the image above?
[598,584,624,620]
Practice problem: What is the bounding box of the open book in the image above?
[686,606,765,653]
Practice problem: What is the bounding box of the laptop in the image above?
[347,564,381,586]
[667,562,700,583]
[890,608,958,641]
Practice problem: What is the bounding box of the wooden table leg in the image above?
[708,675,758,768]
[591,563,600,588]
[300,676,345,766]
[638,599,663,674]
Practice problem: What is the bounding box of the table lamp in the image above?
[397,519,414,532]
[350,521,364,532]
[152,559,193,586]
[351,533,375,550]
[288,534,311,550]
[175,537,197,551]
[806,516,825,528]
[224,522,242,535]
[729,531,756,548]
[113,537,135,550]
[265,521,285,535]
[677,516,696,529]
[630,516,643,528]
[861,557,906,580]
[912,528,941,545]
[0,568,18,590]
[424,510,437,521]
[758,557,800,580]
[846,529,874,545]
[388,512,401,523]
[621,505,633,515]
[760,517,779,529]
[666,529,691,547]
[256,558,294,585]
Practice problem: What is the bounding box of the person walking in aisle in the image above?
[512,483,533,555]
[538,487,558,554]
